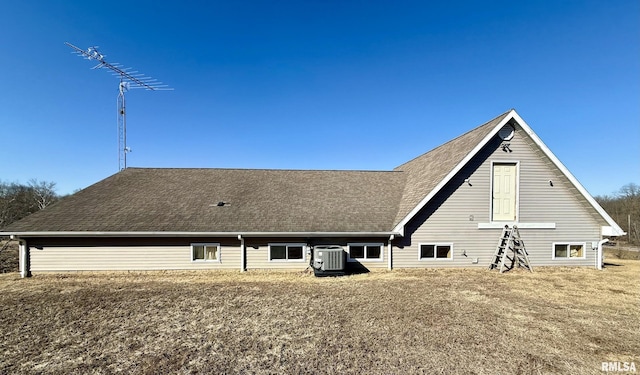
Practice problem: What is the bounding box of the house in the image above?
[1,109,624,277]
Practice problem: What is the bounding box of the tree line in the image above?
[595,183,640,245]
[0,179,60,229]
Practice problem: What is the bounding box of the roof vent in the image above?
[210,201,229,207]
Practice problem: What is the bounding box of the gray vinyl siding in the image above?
[25,236,391,272]
[393,126,606,269]
[341,238,390,270]
[27,238,242,272]
[245,238,309,270]
[244,237,389,270]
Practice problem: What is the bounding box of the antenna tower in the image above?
[65,42,172,170]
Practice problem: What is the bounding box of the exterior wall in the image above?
[26,237,242,271]
[25,236,391,272]
[245,238,309,271]
[393,126,606,269]
[245,237,390,270]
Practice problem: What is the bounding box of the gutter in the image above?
[1,231,402,238]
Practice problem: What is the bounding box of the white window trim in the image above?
[268,243,307,262]
[347,243,384,262]
[418,242,454,261]
[551,242,587,260]
[191,243,221,262]
[489,161,520,223]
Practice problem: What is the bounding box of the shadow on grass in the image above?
[346,260,371,275]
[312,260,371,277]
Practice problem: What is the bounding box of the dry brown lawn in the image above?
[1,258,638,374]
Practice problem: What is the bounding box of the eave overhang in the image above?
[1,231,403,238]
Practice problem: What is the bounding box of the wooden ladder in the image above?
[488,225,533,273]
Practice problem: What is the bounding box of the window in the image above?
[347,243,383,261]
[192,243,220,262]
[269,244,306,262]
[419,243,453,260]
[553,243,585,259]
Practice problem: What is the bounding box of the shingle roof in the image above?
[1,111,514,235]
[2,168,405,233]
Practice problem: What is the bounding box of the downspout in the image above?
[387,235,395,270]
[17,236,30,278]
[596,239,609,270]
[238,234,245,272]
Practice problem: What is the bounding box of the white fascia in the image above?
[510,111,625,236]
[1,231,402,238]
[392,109,625,237]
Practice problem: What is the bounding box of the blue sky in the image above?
[0,1,638,197]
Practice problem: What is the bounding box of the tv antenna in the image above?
[65,42,172,170]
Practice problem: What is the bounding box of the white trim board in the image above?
[4,231,401,238]
[478,222,556,229]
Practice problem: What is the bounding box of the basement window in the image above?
[552,243,585,259]
[419,243,453,260]
[347,243,383,261]
[191,243,220,262]
[269,244,306,262]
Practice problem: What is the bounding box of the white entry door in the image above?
[492,163,517,221]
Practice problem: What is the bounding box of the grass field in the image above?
[1,256,638,374]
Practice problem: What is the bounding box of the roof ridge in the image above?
[124,167,401,173]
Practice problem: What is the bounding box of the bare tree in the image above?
[0,182,32,228]
[28,179,58,210]
[596,182,640,245]
[0,180,60,229]
[616,183,639,200]
[618,183,640,243]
